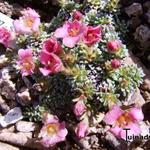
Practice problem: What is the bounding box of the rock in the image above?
[92,112,104,125]
[142,91,150,101]
[16,121,39,132]
[11,3,23,16]
[0,67,11,80]
[0,132,46,150]
[16,87,32,106]
[0,55,8,69]
[139,122,150,137]
[0,142,20,150]
[0,66,17,80]
[105,132,127,150]
[0,107,23,127]
[128,16,141,29]
[124,89,145,107]
[0,95,10,114]
[0,79,15,100]
[120,0,135,6]
[145,9,150,24]
[142,102,150,121]
[0,1,13,17]
[0,125,15,133]
[141,79,150,92]
[125,3,143,17]
[135,147,144,150]
[80,137,91,149]
[134,25,150,50]
[143,1,150,11]
[89,135,99,149]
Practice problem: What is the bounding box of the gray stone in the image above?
[128,16,141,29]
[0,95,10,114]
[105,132,127,150]
[143,1,150,11]
[16,87,32,106]
[80,137,91,149]
[145,9,150,24]
[0,142,19,150]
[141,79,150,92]
[0,107,23,127]
[124,89,145,107]
[0,55,8,69]
[134,25,150,50]
[0,79,15,100]
[16,121,39,132]
[125,3,143,17]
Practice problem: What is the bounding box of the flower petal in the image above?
[120,123,141,140]
[109,125,122,138]
[103,105,124,125]
[39,68,51,76]
[63,36,79,48]
[129,107,144,121]
[18,49,32,59]
[54,25,68,38]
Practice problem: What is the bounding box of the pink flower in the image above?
[103,105,144,140]
[42,38,62,55]
[83,26,101,46]
[39,51,63,76]
[18,49,35,76]
[75,121,88,138]
[74,100,86,117]
[39,113,68,147]
[111,59,121,69]
[72,11,83,21]
[13,8,40,34]
[54,20,86,48]
[107,40,121,53]
[0,27,12,47]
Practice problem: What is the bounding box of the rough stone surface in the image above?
[0,96,10,114]
[145,9,150,24]
[16,87,32,106]
[143,1,150,11]
[142,102,150,121]
[125,3,143,17]
[0,79,16,100]
[128,16,141,29]
[141,79,150,92]
[0,0,13,17]
[134,25,150,50]
[16,121,39,132]
[0,142,20,150]
[0,107,23,127]
[105,132,127,150]
[0,132,47,150]
[125,89,145,107]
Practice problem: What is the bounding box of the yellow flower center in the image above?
[116,112,132,128]
[46,124,58,136]
[22,58,33,71]
[69,28,79,37]
[25,17,34,27]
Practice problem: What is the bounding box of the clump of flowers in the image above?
[6,1,146,149]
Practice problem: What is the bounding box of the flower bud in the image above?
[107,40,121,53]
